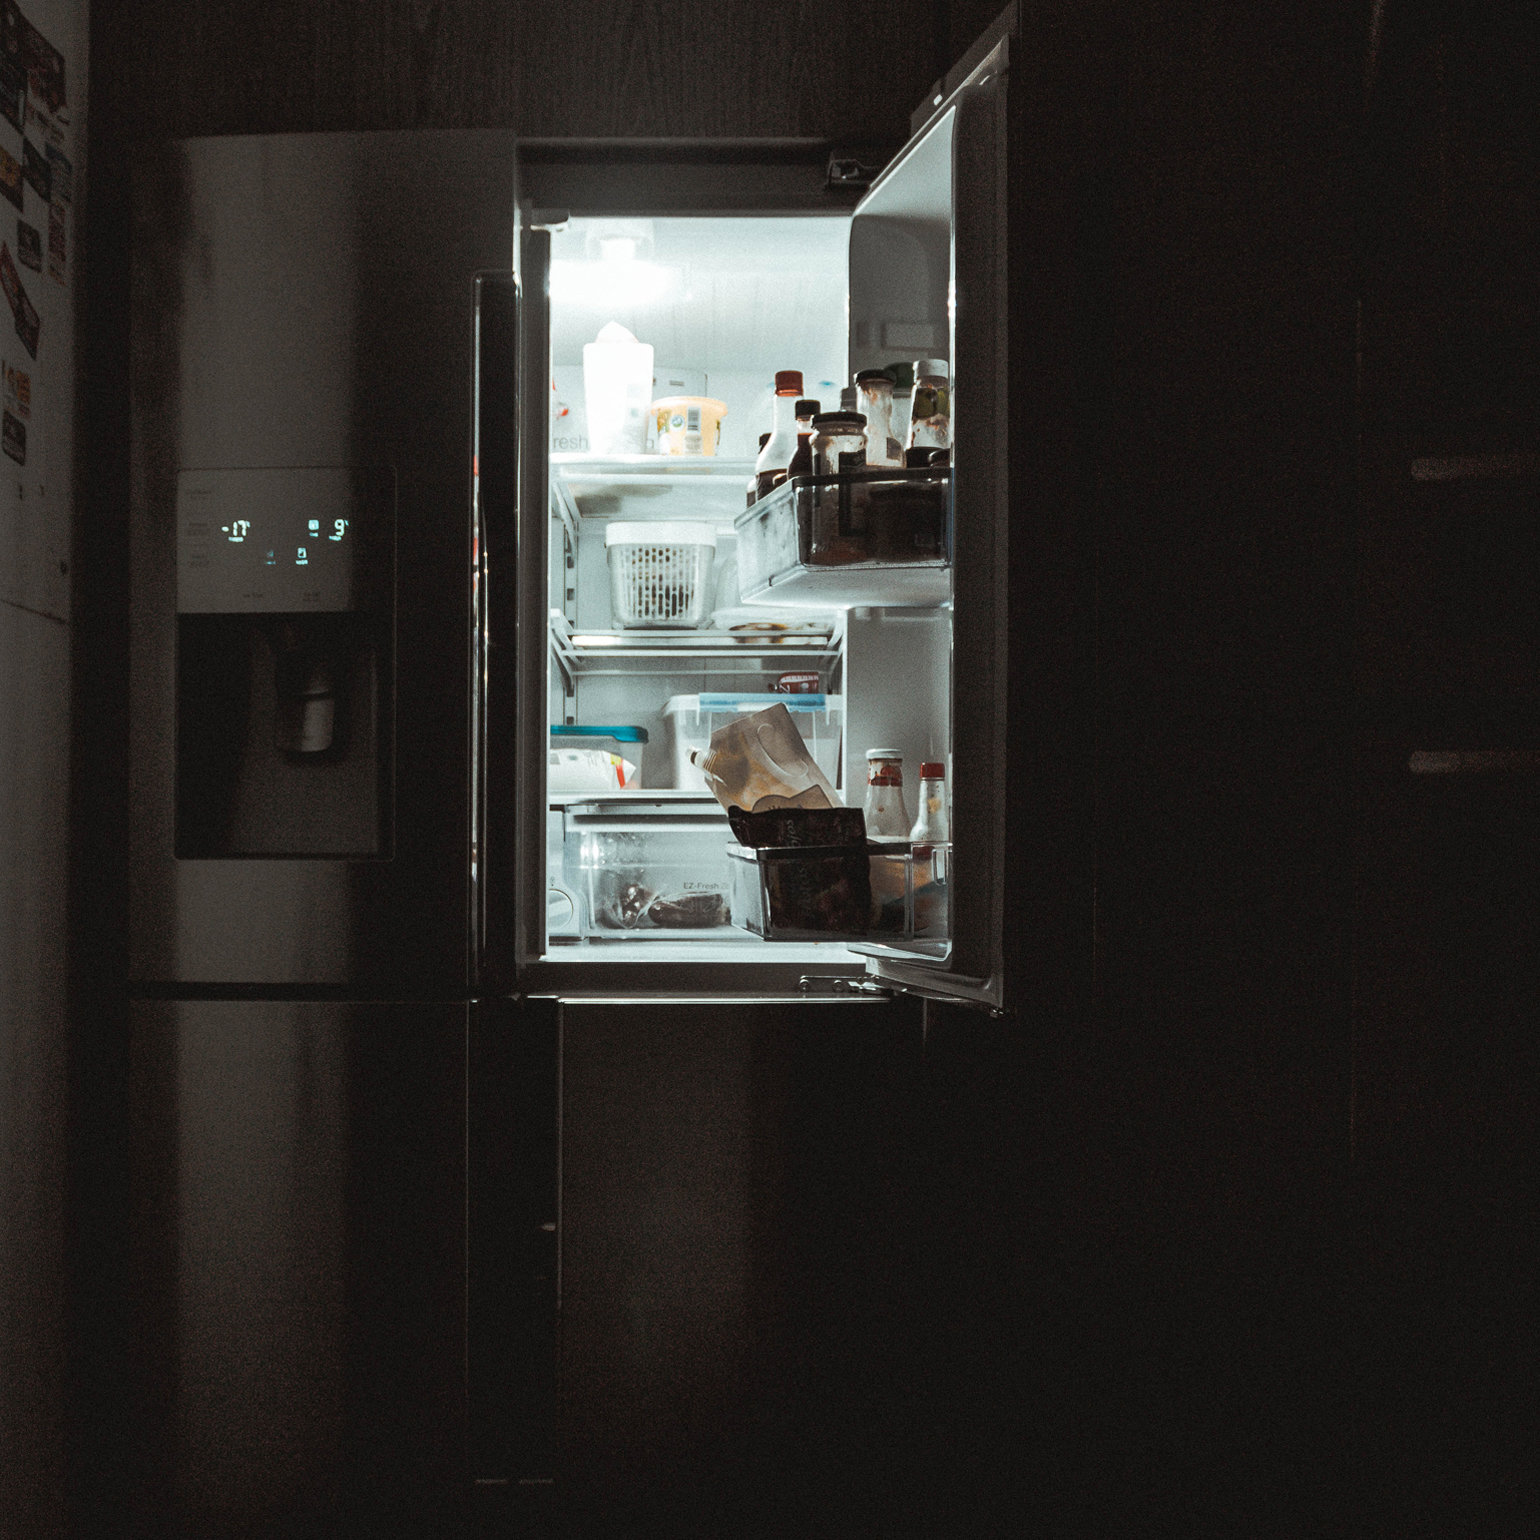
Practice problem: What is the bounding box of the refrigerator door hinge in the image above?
[825,153,882,191]
[798,975,893,1000]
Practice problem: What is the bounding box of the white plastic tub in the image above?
[549,724,649,790]
[604,521,717,628]
[662,693,844,792]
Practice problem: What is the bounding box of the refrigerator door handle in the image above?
[515,230,554,978]
[473,271,520,990]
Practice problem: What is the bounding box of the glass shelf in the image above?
[549,611,842,681]
[551,454,757,536]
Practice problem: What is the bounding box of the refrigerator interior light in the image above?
[550,259,678,307]
[570,633,625,647]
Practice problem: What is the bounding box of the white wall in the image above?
[0,1,85,1534]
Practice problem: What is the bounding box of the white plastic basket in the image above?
[604,521,718,628]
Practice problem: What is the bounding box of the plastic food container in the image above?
[652,396,728,455]
[605,521,717,628]
[727,841,951,941]
[550,724,649,785]
[583,324,654,455]
[734,466,951,608]
[662,692,844,791]
[565,805,734,934]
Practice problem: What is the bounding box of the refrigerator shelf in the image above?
[549,612,842,684]
[551,454,758,541]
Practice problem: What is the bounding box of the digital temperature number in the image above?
[219,515,350,562]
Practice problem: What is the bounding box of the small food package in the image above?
[548,747,640,793]
[691,702,840,814]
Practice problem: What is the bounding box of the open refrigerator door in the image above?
[504,19,1014,1012]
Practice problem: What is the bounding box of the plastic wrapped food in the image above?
[693,703,840,813]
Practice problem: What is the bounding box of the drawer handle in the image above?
[1408,750,1540,774]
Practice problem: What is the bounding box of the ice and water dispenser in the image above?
[173,466,394,858]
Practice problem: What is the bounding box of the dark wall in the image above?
[89,0,941,140]
[1354,2,1540,1530]
[921,4,1363,1531]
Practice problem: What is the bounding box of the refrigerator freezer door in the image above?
[848,34,1013,1011]
[130,131,516,989]
[125,1000,476,1533]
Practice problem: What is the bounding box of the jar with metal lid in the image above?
[810,411,868,477]
[854,370,903,467]
[808,412,869,564]
[906,359,951,452]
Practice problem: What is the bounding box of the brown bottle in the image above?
[785,398,820,480]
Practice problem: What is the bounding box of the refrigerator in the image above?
[125,7,1033,1531]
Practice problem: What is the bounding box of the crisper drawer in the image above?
[563,801,735,938]
[735,467,951,608]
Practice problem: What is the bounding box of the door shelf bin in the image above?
[734,467,952,608]
[727,841,950,941]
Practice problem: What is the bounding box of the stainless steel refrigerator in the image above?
[126,8,1049,1531]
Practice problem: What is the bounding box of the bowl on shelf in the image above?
[708,606,839,638]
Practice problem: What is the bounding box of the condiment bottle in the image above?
[810,412,867,477]
[754,370,804,498]
[909,761,949,854]
[773,671,820,694]
[785,398,820,480]
[747,432,771,507]
[909,761,950,930]
[906,359,951,452]
[854,370,903,467]
[863,749,910,840]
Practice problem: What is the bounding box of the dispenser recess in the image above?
[174,466,395,858]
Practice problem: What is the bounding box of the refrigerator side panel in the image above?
[129,131,515,989]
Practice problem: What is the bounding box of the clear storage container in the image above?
[564,801,734,935]
[604,521,718,628]
[549,724,649,784]
[662,693,844,791]
[734,466,950,608]
[726,841,950,941]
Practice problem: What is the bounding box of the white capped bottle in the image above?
[863,749,910,840]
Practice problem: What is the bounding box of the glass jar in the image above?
[808,412,869,564]
[854,370,903,467]
[863,749,910,840]
[810,411,868,477]
[906,359,951,452]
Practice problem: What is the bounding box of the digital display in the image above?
[177,468,392,615]
[215,512,350,564]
